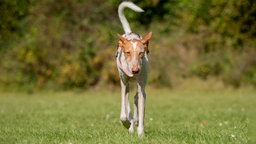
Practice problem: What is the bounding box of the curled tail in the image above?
[118,1,144,34]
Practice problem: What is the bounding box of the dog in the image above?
[116,1,152,137]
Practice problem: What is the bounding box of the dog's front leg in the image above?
[137,82,146,137]
[120,79,131,129]
[125,84,135,133]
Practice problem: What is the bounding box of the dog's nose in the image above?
[132,65,139,74]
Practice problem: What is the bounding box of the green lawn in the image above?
[0,88,254,144]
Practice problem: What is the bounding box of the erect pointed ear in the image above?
[141,32,152,54]
[117,34,128,48]
[117,34,128,44]
[141,32,152,44]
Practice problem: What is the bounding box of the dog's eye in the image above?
[125,52,131,56]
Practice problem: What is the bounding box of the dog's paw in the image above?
[137,126,144,137]
[128,126,134,133]
[128,120,134,133]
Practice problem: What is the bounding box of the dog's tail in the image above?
[118,1,144,34]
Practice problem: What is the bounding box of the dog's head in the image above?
[117,32,152,75]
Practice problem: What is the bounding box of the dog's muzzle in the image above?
[132,65,139,74]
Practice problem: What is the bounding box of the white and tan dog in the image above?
[116,1,152,137]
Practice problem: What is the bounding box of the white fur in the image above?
[117,2,148,137]
[117,51,148,137]
[118,1,144,34]
[131,41,137,51]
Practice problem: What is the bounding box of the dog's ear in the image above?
[141,32,152,44]
[117,34,128,48]
[141,32,152,54]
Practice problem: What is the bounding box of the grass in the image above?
[0,87,254,144]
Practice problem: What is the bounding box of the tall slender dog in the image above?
[116,1,152,137]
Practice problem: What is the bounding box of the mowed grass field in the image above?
[0,87,254,144]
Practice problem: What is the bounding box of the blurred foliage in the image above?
[0,0,255,91]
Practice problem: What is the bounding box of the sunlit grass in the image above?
[0,88,254,143]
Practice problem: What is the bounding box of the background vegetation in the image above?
[0,0,255,91]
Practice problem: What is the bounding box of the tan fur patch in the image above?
[121,40,145,62]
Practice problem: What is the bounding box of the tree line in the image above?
[0,0,255,91]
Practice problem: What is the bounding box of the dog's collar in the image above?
[116,47,134,77]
